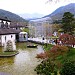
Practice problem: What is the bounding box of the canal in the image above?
[0,42,44,75]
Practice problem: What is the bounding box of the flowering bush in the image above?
[50,45,69,53]
[50,45,69,59]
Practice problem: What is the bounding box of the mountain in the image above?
[44,3,75,21]
[19,13,44,20]
[0,9,26,22]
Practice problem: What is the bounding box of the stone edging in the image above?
[0,52,19,57]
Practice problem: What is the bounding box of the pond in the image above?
[0,42,44,75]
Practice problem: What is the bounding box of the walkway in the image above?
[28,37,55,45]
[28,37,49,43]
[28,37,75,48]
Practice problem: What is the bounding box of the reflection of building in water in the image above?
[29,17,53,38]
[19,32,28,42]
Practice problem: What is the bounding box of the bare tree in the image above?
[46,0,73,3]
[47,0,59,3]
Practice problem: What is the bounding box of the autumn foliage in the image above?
[36,45,69,59]
[59,34,75,46]
[36,52,48,59]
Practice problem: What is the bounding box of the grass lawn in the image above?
[44,44,53,51]
[56,47,75,63]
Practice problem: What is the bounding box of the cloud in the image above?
[0,0,75,15]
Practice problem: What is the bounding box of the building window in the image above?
[11,35,13,38]
[5,36,6,41]
[0,36,1,40]
[24,34,26,38]
[0,23,1,28]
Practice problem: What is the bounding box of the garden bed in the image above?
[0,51,19,57]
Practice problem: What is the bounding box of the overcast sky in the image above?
[0,0,75,15]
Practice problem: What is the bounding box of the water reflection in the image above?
[0,57,14,66]
[0,42,44,75]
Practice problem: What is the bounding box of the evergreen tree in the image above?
[61,12,75,34]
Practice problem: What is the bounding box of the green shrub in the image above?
[44,44,53,51]
[6,40,13,52]
[34,59,57,75]
[60,60,75,75]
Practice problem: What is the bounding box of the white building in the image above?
[0,30,16,46]
[29,17,53,38]
[19,32,28,42]
[0,18,20,47]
